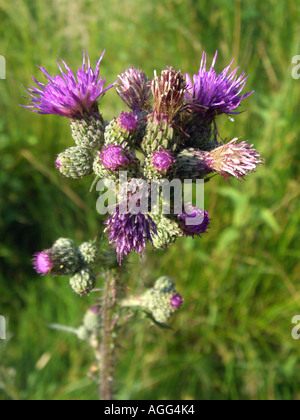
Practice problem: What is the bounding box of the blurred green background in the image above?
[0,0,300,400]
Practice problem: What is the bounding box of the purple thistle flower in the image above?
[178,207,210,238]
[99,145,135,171]
[185,51,253,118]
[23,51,115,118]
[152,148,175,172]
[206,138,262,180]
[118,112,139,132]
[117,67,151,112]
[171,293,184,309]
[104,208,157,264]
[33,250,54,276]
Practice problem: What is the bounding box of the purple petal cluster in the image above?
[99,145,134,171]
[104,209,157,264]
[171,293,184,309]
[118,112,139,132]
[178,207,210,238]
[24,51,115,118]
[33,251,54,276]
[185,51,253,117]
[152,148,175,172]
[117,67,151,112]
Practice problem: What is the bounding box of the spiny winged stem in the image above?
[99,268,122,400]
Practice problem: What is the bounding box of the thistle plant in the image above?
[23,49,262,400]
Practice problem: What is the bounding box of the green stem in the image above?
[120,296,144,308]
[99,269,120,400]
[48,324,78,335]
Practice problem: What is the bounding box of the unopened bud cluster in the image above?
[142,276,184,323]
[122,276,184,324]
[77,307,102,343]
[33,239,99,296]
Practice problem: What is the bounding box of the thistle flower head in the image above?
[56,146,94,179]
[151,214,182,250]
[70,267,96,296]
[79,241,98,265]
[142,276,183,323]
[104,208,157,264]
[178,206,210,238]
[118,112,139,132]
[33,250,54,276]
[24,51,115,118]
[98,145,135,171]
[117,67,151,112]
[33,238,82,277]
[152,67,187,123]
[83,307,101,331]
[185,51,253,118]
[151,148,175,172]
[208,138,262,180]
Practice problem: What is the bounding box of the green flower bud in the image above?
[70,112,105,149]
[153,276,176,293]
[142,289,180,324]
[151,215,182,250]
[184,115,213,149]
[79,241,98,265]
[50,238,81,276]
[104,112,139,149]
[83,308,101,332]
[141,118,182,154]
[176,148,210,180]
[121,276,183,324]
[93,146,140,181]
[56,146,95,179]
[70,266,96,296]
[77,325,90,341]
[141,276,183,324]
[143,149,176,180]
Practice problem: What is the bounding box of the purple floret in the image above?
[171,293,184,309]
[178,207,210,238]
[104,209,157,264]
[99,145,133,171]
[33,250,53,276]
[117,67,151,112]
[118,112,139,132]
[23,51,115,118]
[185,51,253,118]
[152,148,175,172]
